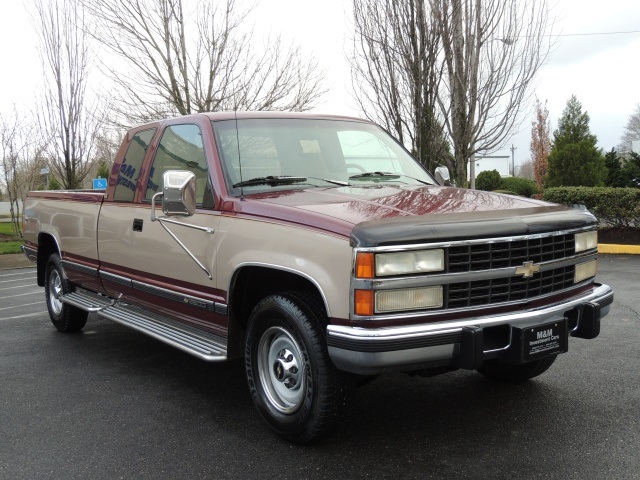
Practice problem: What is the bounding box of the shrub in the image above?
[499,177,539,198]
[476,169,502,191]
[542,187,640,228]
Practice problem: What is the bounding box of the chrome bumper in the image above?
[327,284,614,375]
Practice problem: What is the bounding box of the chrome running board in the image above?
[60,289,227,361]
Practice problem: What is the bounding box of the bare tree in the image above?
[350,0,452,172]
[350,0,554,186]
[530,98,552,188]
[432,0,554,186]
[33,0,105,189]
[82,0,326,125]
[0,108,47,237]
[619,103,640,154]
[516,159,535,180]
[0,111,23,236]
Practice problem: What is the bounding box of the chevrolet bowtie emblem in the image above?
[515,261,540,278]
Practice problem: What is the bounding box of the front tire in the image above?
[477,355,557,383]
[44,253,88,333]
[245,292,353,443]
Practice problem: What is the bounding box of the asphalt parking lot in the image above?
[1,255,639,479]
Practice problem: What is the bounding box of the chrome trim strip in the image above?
[231,262,332,317]
[131,279,228,315]
[100,270,133,288]
[352,281,595,322]
[61,260,98,277]
[99,270,227,315]
[22,245,38,262]
[329,284,613,344]
[352,252,595,290]
[353,226,595,254]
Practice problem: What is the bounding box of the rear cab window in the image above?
[113,129,156,202]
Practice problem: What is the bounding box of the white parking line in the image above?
[0,276,36,284]
[0,285,42,292]
[0,270,36,278]
[0,301,44,311]
[1,290,43,298]
[2,311,48,320]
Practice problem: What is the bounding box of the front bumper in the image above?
[327,283,614,375]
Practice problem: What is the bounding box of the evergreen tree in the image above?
[96,160,110,179]
[604,148,624,187]
[546,95,606,187]
[621,152,640,188]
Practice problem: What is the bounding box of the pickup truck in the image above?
[22,112,613,443]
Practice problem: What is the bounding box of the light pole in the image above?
[510,144,516,176]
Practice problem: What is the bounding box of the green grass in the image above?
[0,222,23,254]
[0,222,20,235]
[0,241,23,254]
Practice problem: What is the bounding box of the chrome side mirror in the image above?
[162,170,196,216]
[434,166,452,186]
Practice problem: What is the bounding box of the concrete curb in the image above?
[598,244,640,255]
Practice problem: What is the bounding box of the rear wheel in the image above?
[477,355,557,383]
[44,253,88,333]
[245,292,353,443]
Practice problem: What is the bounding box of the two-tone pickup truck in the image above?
[22,112,613,442]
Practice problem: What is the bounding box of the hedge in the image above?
[542,187,640,228]
[499,177,539,198]
[475,170,501,191]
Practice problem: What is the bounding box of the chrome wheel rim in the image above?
[48,269,63,316]
[257,326,306,414]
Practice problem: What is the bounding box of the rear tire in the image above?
[245,292,353,443]
[44,253,88,333]
[477,355,557,383]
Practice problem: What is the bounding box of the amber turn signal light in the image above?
[355,289,375,316]
[355,252,374,279]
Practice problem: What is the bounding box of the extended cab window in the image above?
[145,124,213,207]
[113,128,155,202]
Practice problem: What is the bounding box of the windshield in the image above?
[212,118,436,196]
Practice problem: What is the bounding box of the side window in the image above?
[145,124,212,206]
[113,129,155,202]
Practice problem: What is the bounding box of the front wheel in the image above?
[477,355,557,383]
[245,292,353,443]
[44,253,88,333]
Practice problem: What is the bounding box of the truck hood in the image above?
[236,185,596,246]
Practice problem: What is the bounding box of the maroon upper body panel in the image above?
[220,184,590,245]
[25,190,106,203]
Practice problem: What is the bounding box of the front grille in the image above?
[447,265,575,309]
[444,233,577,309]
[448,234,575,273]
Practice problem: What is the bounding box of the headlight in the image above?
[375,249,444,276]
[575,260,597,283]
[575,231,597,253]
[375,286,443,312]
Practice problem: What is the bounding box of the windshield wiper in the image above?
[348,171,433,186]
[307,177,350,187]
[233,175,307,188]
[349,171,400,180]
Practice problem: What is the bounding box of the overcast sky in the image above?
[2,0,640,167]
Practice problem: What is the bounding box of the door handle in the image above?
[133,218,143,232]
